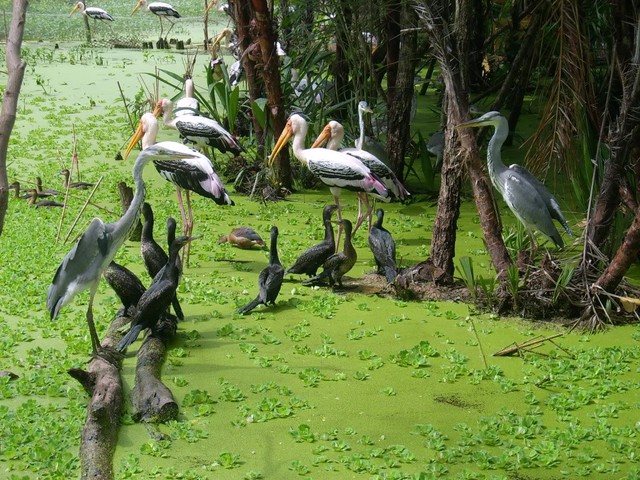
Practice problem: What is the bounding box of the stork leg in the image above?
[184,190,194,266]
[352,193,373,235]
[165,17,176,38]
[175,188,189,236]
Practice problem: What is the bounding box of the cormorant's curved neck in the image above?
[269,230,280,265]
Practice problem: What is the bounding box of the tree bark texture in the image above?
[386,3,417,179]
[232,0,266,156]
[68,314,128,480]
[385,0,401,105]
[131,315,179,423]
[0,0,28,236]
[250,0,291,190]
[415,0,512,280]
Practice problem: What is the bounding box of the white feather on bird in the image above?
[70,1,114,21]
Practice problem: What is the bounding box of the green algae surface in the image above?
[0,37,639,480]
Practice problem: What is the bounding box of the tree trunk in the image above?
[386,2,417,179]
[68,314,128,480]
[250,0,291,190]
[414,0,512,281]
[385,0,401,106]
[332,1,352,120]
[232,0,265,156]
[0,0,28,236]
[118,182,142,241]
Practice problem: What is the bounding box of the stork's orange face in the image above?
[311,124,332,149]
[268,119,294,166]
[131,0,144,15]
[152,100,164,118]
[70,2,82,16]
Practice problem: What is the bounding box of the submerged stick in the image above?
[493,332,565,357]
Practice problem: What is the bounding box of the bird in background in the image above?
[269,113,389,248]
[60,168,94,190]
[218,227,266,249]
[141,202,184,320]
[153,98,243,160]
[173,77,200,117]
[117,235,197,352]
[70,1,114,22]
[35,177,61,197]
[26,189,64,208]
[124,112,234,247]
[131,0,180,39]
[285,204,338,277]
[237,226,285,315]
[304,218,357,289]
[368,208,397,283]
[46,142,200,359]
[456,111,572,249]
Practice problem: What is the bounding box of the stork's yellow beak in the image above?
[131,0,143,15]
[311,124,332,149]
[70,3,81,16]
[124,121,145,160]
[205,0,216,14]
[268,122,293,166]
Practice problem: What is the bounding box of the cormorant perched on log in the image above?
[304,219,357,288]
[368,208,397,283]
[103,261,146,315]
[140,202,184,320]
[117,235,197,352]
[285,204,338,277]
[237,226,284,315]
[218,227,266,249]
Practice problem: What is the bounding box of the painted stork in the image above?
[70,1,114,22]
[269,114,389,246]
[124,112,234,245]
[154,98,243,158]
[131,0,180,39]
[312,117,407,232]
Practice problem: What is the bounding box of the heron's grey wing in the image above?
[47,218,111,318]
[503,173,564,247]
[509,164,572,236]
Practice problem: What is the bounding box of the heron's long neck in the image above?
[486,119,509,190]
[114,156,151,240]
[356,107,366,150]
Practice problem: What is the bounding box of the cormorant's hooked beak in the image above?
[131,0,143,15]
[268,121,293,167]
[311,124,332,149]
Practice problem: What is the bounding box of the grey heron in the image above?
[237,226,285,315]
[46,142,199,358]
[456,111,572,249]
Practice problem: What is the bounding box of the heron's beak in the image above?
[70,3,80,16]
[268,122,293,167]
[455,118,485,130]
[311,124,332,149]
[131,0,142,15]
[360,103,373,114]
[124,121,145,160]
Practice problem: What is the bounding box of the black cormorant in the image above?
[368,208,397,283]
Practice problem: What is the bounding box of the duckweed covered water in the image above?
[0,37,639,480]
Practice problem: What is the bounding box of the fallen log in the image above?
[130,313,179,424]
[68,314,128,480]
